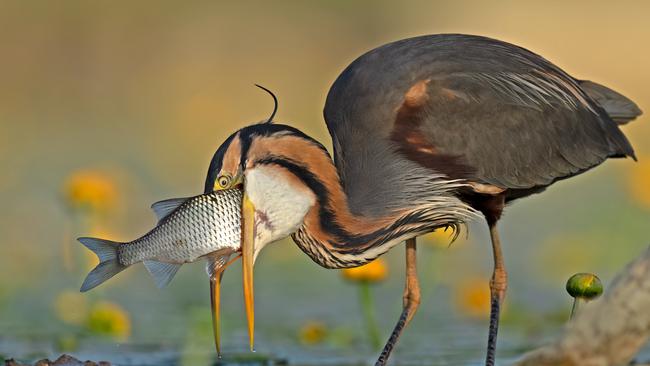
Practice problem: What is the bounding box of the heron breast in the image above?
[245,165,316,246]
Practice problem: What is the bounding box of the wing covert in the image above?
[324,34,635,192]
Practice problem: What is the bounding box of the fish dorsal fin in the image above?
[143,260,182,288]
[151,197,189,222]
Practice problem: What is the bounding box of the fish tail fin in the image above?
[78,237,127,292]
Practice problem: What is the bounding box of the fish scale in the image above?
[142,191,237,264]
[78,188,242,292]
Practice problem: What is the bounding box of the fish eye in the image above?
[217,175,232,188]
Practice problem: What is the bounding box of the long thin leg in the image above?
[485,223,507,366]
[375,238,421,366]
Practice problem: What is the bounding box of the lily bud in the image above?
[566,273,603,320]
[566,273,603,300]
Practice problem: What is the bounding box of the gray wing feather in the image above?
[579,80,643,125]
[414,72,631,188]
[324,34,636,199]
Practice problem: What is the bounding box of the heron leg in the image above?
[375,237,420,366]
[485,223,507,366]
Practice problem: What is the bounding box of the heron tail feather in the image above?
[580,80,642,125]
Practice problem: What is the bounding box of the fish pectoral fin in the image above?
[151,197,190,222]
[143,260,182,288]
[205,254,231,280]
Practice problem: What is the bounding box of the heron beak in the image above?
[210,272,223,357]
[241,192,256,352]
[206,173,248,355]
[209,255,241,357]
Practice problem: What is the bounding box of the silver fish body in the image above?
[79,188,242,292]
[120,190,241,265]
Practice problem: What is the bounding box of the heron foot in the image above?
[490,268,508,303]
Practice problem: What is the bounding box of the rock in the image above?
[5,359,29,366]
[51,355,87,366]
[4,355,110,366]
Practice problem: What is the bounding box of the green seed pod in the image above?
[566,273,603,300]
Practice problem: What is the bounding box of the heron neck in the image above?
[284,153,469,269]
[250,132,475,268]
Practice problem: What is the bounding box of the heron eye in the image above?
[217,175,232,188]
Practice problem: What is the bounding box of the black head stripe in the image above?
[204,132,237,193]
[254,156,351,243]
[255,156,438,252]
[206,123,330,193]
[238,123,331,170]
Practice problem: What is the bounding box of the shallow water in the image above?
[3,246,650,366]
[0,284,540,365]
[6,336,650,366]
[0,338,520,366]
[0,285,622,366]
[4,337,648,366]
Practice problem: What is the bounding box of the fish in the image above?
[78,188,242,292]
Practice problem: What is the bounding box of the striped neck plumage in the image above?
[255,157,471,270]
[244,128,478,269]
[291,212,465,269]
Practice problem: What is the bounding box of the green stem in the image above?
[569,298,583,320]
[359,281,381,350]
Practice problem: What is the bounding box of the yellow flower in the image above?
[628,155,650,208]
[54,290,88,326]
[86,301,131,340]
[299,321,328,345]
[64,170,118,213]
[454,277,492,318]
[341,258,388,283]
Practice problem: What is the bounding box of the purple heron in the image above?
[205,34,641,365]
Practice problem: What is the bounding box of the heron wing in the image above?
[324,34,636,193]
[393,71,635,189]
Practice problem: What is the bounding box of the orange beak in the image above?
[209,254,241,357]
[241,193,256,351]
[210,272,223,357]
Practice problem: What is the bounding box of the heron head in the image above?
[205,118,334,351]
[206,122,326,253]
[206,120,335,251]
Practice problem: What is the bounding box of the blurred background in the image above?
[1,1,649,365]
